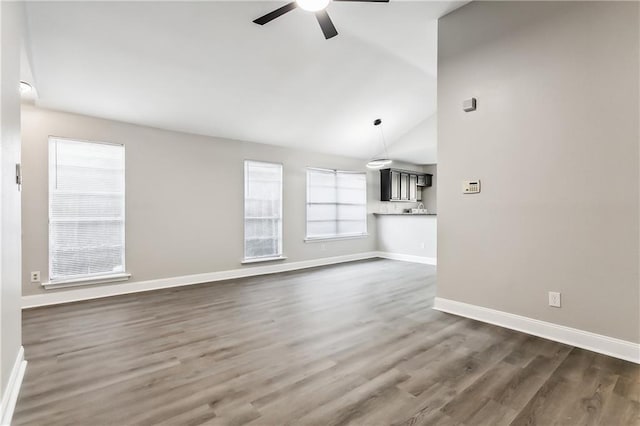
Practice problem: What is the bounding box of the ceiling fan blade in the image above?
[253,2,297,25]
[333,0,389,2]
[315,10,338,39]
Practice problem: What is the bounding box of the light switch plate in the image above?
[462,180,481,194]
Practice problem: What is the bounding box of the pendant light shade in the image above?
[366,118,392,169]
[366,158,393,169]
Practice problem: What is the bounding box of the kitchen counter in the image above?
[373,213,437,216]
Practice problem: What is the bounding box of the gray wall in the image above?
[21,105,379,296]
[422,164,437,214]
[0,0,24,397]
[437,1,639,343]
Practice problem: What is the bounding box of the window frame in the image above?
[242,160,285,263]
[305,167,368,242]
[46,136,128,287]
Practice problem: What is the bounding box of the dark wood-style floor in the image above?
[14,259,639,425]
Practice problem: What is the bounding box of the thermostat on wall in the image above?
[462,180,481,194]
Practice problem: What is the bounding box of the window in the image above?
[48,137,126,283]
[244,161,283,261]
[306,168,367,240]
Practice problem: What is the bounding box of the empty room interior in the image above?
[0,0,639,425]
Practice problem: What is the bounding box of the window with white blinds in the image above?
[49,137,125,282]
[306,168,367,240]
[244,161,283,260]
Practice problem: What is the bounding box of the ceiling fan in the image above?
[253,0,389,40]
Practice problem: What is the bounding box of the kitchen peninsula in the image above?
[374,212,437,264]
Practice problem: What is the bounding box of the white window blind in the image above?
[244,161,283,260]
[49,137,125,281]
[306,169,367,239]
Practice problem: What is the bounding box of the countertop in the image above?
[373,213,437,216]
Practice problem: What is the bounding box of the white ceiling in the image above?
[24,1,467,163]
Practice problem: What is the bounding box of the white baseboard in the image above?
[376,251,437,265]
[0,346,27,426]
[22,252,380,309]
[433,297,640,364]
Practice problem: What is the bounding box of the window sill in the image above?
[241,256,288,265]
[43,272,131,290]
[304,234,369,243]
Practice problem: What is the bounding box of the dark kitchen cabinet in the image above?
[400,173,410,200]
[380,168,432,202]
[390,170,400,200]
[417,174,433,187]
[409,175,417,200]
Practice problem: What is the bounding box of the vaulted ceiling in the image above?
[24,1,467,163]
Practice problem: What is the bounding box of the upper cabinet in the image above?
[380,168,432,202]
[390,170,400,200]
[409,175,417,201]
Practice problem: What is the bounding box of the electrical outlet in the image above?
[320,243,326,251]
[420,242,425,249]
[548,291,561,308]
[31,271,40,283]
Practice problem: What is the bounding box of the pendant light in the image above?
[366,118,392,169]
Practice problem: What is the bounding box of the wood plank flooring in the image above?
[14,259,640,425]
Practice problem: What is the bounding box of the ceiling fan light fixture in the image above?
[296,0,331,12]
[253,0,388,39]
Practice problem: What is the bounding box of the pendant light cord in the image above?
[367,118,392,168]
[379,125,390,159]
